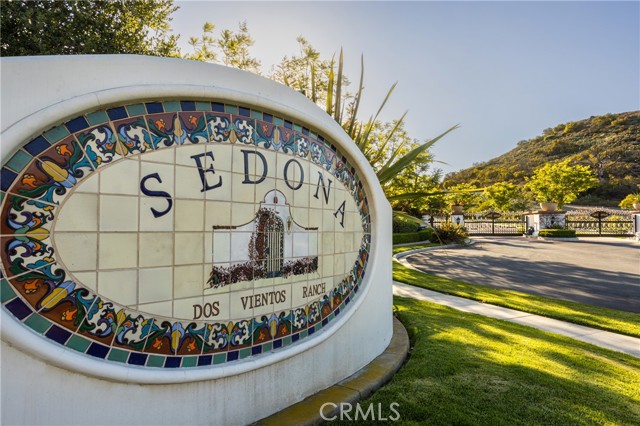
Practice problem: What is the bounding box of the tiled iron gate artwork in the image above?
[0,100,371,369]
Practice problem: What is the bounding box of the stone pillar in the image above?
[633,214,640,242]
[526,211,566,236]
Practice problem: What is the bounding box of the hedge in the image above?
[392,215,421,233]
[538,229,577,238]
[393,229,434,245]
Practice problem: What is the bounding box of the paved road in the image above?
[403,237,640,313]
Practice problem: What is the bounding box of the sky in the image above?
[169,1,639,175]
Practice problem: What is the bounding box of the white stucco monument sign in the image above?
[0,56,393,425]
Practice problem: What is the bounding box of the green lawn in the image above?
[332,297,640,426]
[393,243,439,255]
[393,260,640,338]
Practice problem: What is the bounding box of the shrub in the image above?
[538,229,577,238]
[392,215,421,233]
[433,222,468,244]
[619,193,640,210]
[393,229,434,245]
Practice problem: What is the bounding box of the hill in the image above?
[445,111,640,206]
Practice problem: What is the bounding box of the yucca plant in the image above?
[321,49,460,223]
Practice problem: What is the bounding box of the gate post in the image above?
[526,210,566,237]
[634,214,640,242]
[598,216,603,236]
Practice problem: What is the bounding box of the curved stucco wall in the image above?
[0,55,392,425]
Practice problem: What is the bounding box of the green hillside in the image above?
[445,111,640,206]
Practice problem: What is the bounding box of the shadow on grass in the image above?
[329,297,640,426]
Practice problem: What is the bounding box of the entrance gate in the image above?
[265,216,284,277]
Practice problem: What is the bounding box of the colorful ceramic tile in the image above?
[111,310,155,352]
[204,112,232,143]
[230,116,255,145]
[112,116,152,153]
[74,294,122,347]
[144,318,180,355]
[145,112,184,148]
[5,149,33,173]
[1,193,55,236]
[43,126,71,144]
[175,321,208,356]
[4,160,65,205]
[228,319,252,350]
[0,99,372,370]
[36,136,95,188]
[125,103,147,117]
[76,123,121,168]
[1,233,55,280]
[177,112,209,144]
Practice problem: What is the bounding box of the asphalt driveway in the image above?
[403,237,640,313]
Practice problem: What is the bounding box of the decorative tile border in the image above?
[0,100,370,369]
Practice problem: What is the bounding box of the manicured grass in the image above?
[393,261,640,338]
[392,243,439,255]
[331,297,640,426]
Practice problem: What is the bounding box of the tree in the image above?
[217,21,261,73]
[1,0,180,57]
[185,21,261,73]
[444,183,481,210]
[185,22,217,62]
[525,160,598,209]
[483,182,532,212]
[270,37,346,108]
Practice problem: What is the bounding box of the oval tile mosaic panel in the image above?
[0,101,371,368]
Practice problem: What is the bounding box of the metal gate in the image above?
[463,212,525,236]
[430,212,525,236]
[566,211,634,236]
[265,216,284,277]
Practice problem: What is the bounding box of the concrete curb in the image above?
[254,317,410,426]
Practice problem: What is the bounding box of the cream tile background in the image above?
[175,232,204,265]
[100,195,138,231]
[98,270,137,305]
[139,232,173,267]
[55,193,98,231]
[138,267,173,303]
[99,159,139,195]
[99,233,137,269]
[55,233,97,271]
[176,199,205,231]
[52,144,367,323]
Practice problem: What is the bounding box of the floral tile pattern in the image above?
[1,100,371,369]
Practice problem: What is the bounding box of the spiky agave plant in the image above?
[323,49,460,223]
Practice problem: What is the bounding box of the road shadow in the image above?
[407,249,640,313]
